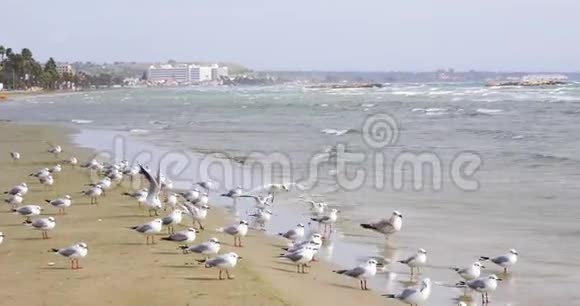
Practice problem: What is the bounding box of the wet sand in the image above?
[0,123,396,306]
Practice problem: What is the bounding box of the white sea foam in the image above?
[321,128,350,136]
[128,129,149,134]
[476,108,503,114]
[71,119,93,124]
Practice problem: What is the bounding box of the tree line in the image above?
[0,45,124,90]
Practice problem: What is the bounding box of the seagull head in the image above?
[239,220,249,225]
[47,217,56,222]
[367,259,380,266]
[153,219,163,224]
[229,252,241,260]
[418,248,427,255]
[489,274,502,281]
[509,249,518,256]
[64,195,71,199]
[78,242,88,249]
[187,228,198,233]
[209,237,220,244]
[297,223,305,228]
[392,210,403,218]
[474,261,485,268]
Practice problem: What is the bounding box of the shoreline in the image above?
[0,122,396,306]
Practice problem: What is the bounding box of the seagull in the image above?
[164,193,178,210]
[82,185,103,205]
[218,220,249,247]
[311,208,340,236]
[30,168,50,177]
[278,223,305,242]
[13,205,43,223]
[0,232,4,245]
[4,192,23,209]
[81,159,103,171]
[123,188,148,206]
[161,228,198,246]
[452,261,485,281]
[205,252,242,280]
[457,274,502,304]
[10,151,20,162]
[334,259,383,290]
[51,242,88,270]
[398,248,428,276]
[383,278,432,306]
[39,175,54,190]
[278,245,315,273]
[248,209,273,230]
[30,217,56,239]
[49,164,62,176]
[282,233,323,253]
[4,183,28,196]
[360,210,403,235]
[181,203,210,230]
[196,181,214,194]
[139,164,163,216]
[479,249,518,274]
[220,186,243,206]
[161,209,184,234]
[130,219,163,244]
[91,177,112,196]
[238,194,272,209]
[190,192,209,207]
[68,157,78,168]
[45,195,72,215]
[179,188,200,202]
[47,144,63,159]
[251,183,290,202]
[180,237,220,259]
[123,165,140,183]
[304,199,327,216]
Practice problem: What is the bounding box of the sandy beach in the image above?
[0,122,396,306]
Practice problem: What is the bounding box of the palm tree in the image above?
[0,45,5,62]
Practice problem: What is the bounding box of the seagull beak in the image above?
[497,278,502,281]
[481,265,486,269]
[237,257,242,260]
[376,263,384,267]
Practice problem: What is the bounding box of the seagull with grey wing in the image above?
[238,193,272,209]
[5,192,23,209]
[220,186,243,206]
[457,274,502,304]
[205,252,241,280]
[13,205,43,223]
[161,209,184,234]
[360,210,403,235]
[334,259,383,290]
[139,164,163,216]
[398,248,427,276]
[130,219,163,244]
[4,182,28,196]
[45,195,72,215]
[217,220,249,247]
[479,249,518,274]
[383,278,432,306]
[278,223,305,242]
[180,202,210,230]
[50,242,88,270]
[30,217,56,239]
[278,245,315,273]
[161,228,198,248]
[180,237,220,259]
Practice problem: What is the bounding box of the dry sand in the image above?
[0,123,399,306]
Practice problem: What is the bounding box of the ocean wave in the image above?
[71,119,93,124]
[476,108,503,114]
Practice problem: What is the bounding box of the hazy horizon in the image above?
[2,0,579,72]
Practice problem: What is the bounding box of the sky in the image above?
[2,0,579,71]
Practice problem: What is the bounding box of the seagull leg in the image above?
[360,280,364,290]
[504,267,507,274]
[364,280,369,290]
[151,236,156,244]
[226,270,234,280]
[239,238,243,247]
[297,264,300,273]
[71,260,75,269]
[198,220,204,231]
[219,270,223,280]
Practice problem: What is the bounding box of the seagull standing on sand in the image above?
[383,278,432,306]
[360,210,403,235]
[4,183,28,196]
[196,181,214,195]
[39,175,54,190]
[180,237,220,259]
[68,157,78,168]
[46,195,72,215]
[190,192,209,207]
[457,274,502,304]
[398,248,428,276]
[130,219,163,244]
[164,193,178,210]
[218,220,249,247]
[249,209,272,230]
[221,186,243,206]
[161,209,184,234]
[180,188,200,202]
[279,245,315,273]
[205,252,242,280]
[311,208,340,237]
[4,192,23,209]
[479,249,518,274]
[49,164,62,176]
[51,242,88,270]
[123,188,148,206]
[10,151,20,162]
[161,228,198,246]
[278,223,305,242]
[30,168,50,178]
[30,217,56,239]
[334,259,383,290]
[47,144,62,159]
[13,205,43,223]
[181,203,210,230]
[139,164,163,216]
[92,177,112,196]
[82,185,103,205]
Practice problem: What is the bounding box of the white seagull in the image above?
[10,151,20,162]
[479,249,518,273]
[383,278,432,306]
[248,209,273,230]
[311,208,340,236]
[161,209,184,234]
[47,144,63,159]
[457,274,502,304]
[205,252,242,280]
[360,210,403,235]
[161,228,198,245]
[139,164,163,216]
[164,193,178,210]
[39,175,54,190]
[278,223,306,242]
[51,242,88,270]
[4,192,23,209]
[122,188,148,206]
[45,195,72,215]
[398,248,428,276]
[130,219,163,244]
[452,261,485,281]
[4,183,28,196]
[279,245,315,273]
[13,205,43,223]
[181,203,210,230]
[180,237,221,260]
[218,220,249,247]
[49,164,62,175]
[82,185,103,205]
[334,259,383,290]
[30,217,56,239]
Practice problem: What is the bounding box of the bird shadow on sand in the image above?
[15,237,45,241]
[115,242,144,246]
[39,266,69,270]
[267,265,307,274]
[151,251,182,255]
[163,264,198,269]
[329,283,359,291]
[185,276,222,281]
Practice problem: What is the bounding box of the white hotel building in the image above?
[147,64,228,83]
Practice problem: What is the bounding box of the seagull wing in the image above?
[139,164,159,199]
